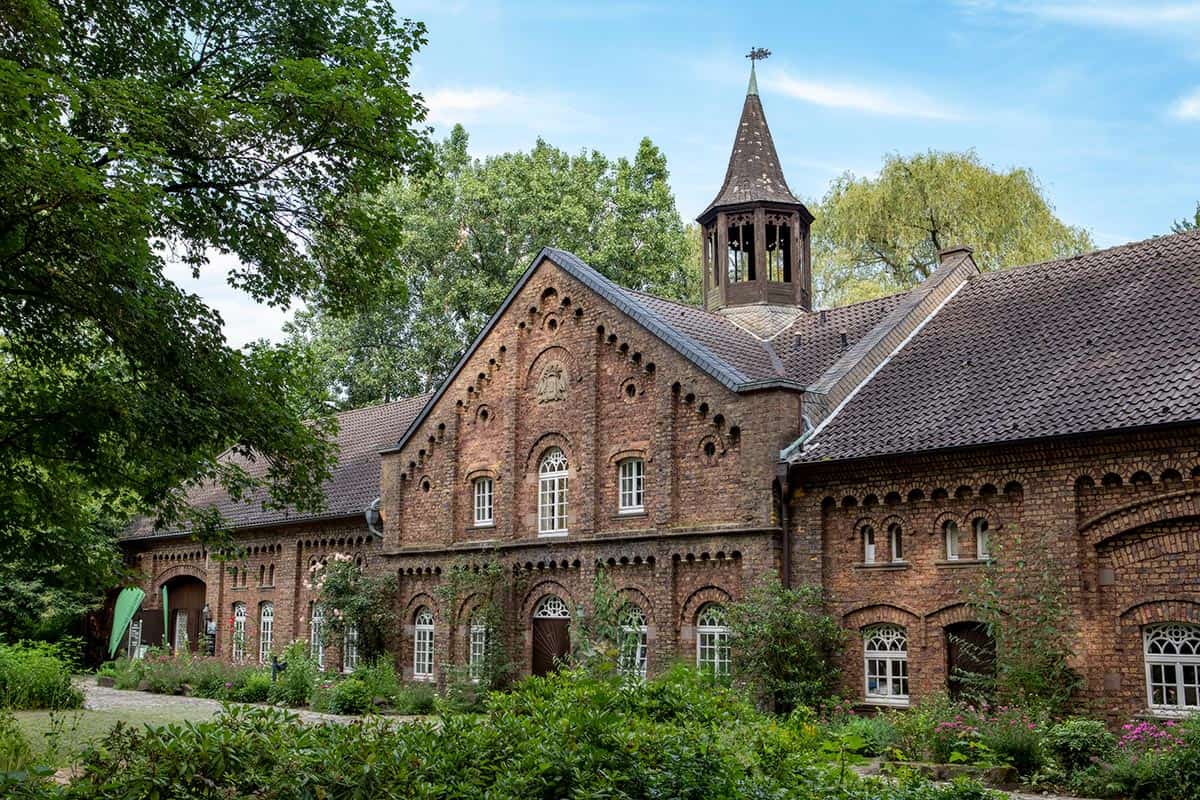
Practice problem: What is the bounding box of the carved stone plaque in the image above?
[536,361,567,404]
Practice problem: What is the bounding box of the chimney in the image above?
[938,245,973,266]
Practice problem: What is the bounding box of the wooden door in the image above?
[166,577,206,654]
[945,621,995,700]
[532,618,570,676]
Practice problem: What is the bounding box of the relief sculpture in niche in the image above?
[536,361,568,404]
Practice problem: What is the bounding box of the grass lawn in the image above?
[14,706,216,767]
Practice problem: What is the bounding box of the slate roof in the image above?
[792,230,1200,463]
[698,73,806,220]
[122,394,431,540]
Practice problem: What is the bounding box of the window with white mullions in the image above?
[342,626,360,673]
[310,603,325,670]
[538,448,569,535]
[944,521,960,560]
[473,477,494,526]
[973,518,990,559]
[231,603,246,663]
[469,618,488,681]
[618,458,644,513]
[1144,623,1200,713]
[696,604,730,676]
[889,523,904,562]
[413,607,434,681]
[618,607,648,681]
[259,602,274,665]
[863,625,909,705]
[862,525,876,563]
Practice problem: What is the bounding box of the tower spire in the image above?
[745,46,769,96]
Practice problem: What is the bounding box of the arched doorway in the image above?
[945,621,995,700]
[164,576,206,655]
[532,595,571,676]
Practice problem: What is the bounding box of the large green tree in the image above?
[813,150,1094,306]
[288,125,697,407]
[0,0,430,634]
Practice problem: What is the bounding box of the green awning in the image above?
[107,587,146,658]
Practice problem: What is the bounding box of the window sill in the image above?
[854,561,910,571]
[538,532,569,539]
[471,523,495,531]
[1138,708,1197,720]
[615,509,647,519]
[413,675,434,683]
[860,697,910,709]
[935,559,991,568]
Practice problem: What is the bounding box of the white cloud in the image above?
[1170,87,1200,119]
[969,2,1200,35]
[164,253,297,349]
[767,72,963,121]
[424,88,524,125]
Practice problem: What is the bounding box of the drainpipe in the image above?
[776,462,791,589]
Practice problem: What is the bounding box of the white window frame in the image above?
[413,607,434,681]
[618,458,645,514]
[1144,623,1200,714]
[232,603,247,663]
[695,604,730,676]
[944,521,960,560]
[310,604,325,670]
[974,518,990,559]
[173,609,189,653]
[538,448,569,536]
[618,607,648,681]
[468,618,488,681]
[889,523,904,563]
[473,477,494,527]
[863,525,876,563]
[127,617,143,659]
[342,626,360,674]
[533,595,571,619]
[863,625,910,706]
[259,602,274,664]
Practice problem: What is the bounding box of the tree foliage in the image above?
[1173,202,1200,233]
[286,125,698,407]
[813,150,1094,307]
[726,579,845,712]
[310,554,397,662]
[0,0,430,634]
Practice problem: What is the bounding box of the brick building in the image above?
[117,65,1200,720]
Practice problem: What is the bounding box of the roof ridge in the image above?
[975,228,1200,280]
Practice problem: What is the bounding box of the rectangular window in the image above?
[232,607,246,663]
[310,605,325,670]
[863,526,876,563]
[343,627,360,673]
[413,617,434,681]
[128,618,143,658]
[259,604,274,665]
[469,623,488,680]
[539,476,568,534]
[474,477,494,526]
[619,626,648,681]
[890,525,904,562]
[618,458,645,513]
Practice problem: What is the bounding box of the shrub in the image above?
[331,678,373,714]
[1045,718,1115,772]
[268,642,317,707]
[230,671,271,703]
[353,659,401,707]
[836,713,899,756]
[393,681,436,715]
[0,711,33,772]
[976,706,1043,775]
[0,641,83,710]
[726,579,846,711]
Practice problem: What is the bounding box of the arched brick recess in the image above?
[930,511,963,536]
[678,585,732,630]
[923,603,979,647]
[616,586,655,623]
[152,563,207,596]
[520,580,576,621]
[524,344,575,390]
[1119,598,1200,625]
[1080,489,1200,549]
[402,591,438,620]
[523,432,574,472]
[843,602,921,631]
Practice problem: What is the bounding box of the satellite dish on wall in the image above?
[365,497,382,537]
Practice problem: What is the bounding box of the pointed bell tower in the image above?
[697,49,814,312]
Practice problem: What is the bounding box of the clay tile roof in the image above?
[699,87,803,219]
[792,230,1200,463]
[122,394,432,540]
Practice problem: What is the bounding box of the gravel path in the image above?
[82,680,365,725]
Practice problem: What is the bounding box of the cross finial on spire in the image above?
[745,47,770,96]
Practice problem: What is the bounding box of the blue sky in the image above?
[179,1,1200,345]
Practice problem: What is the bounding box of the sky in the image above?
[174,0,1200,346]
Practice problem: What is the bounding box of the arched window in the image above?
[863,625,909,705]
[862,525,876,563]
[618,458,645,513]
[310,603,325,670]
[259,602,274,664]
[1144,623,1200,712]
[973,518,990,559]
[726,214,755,283]
[765,216,792,283]
[618,607,648,681]
[268,564,275,585]
[944,521,960,561]
[889,523,904,563]
[538,448,569,536]
[231,603,247,663]
[473,477,494,526]
[468,616,488,680]
[533,595,571,618]
[258,564,266,585]
[696,604,730,676]
[413,607,434,681]
[342,626,360,674]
